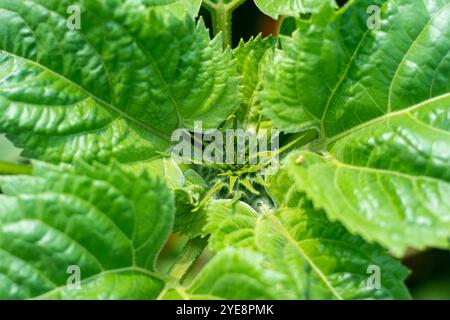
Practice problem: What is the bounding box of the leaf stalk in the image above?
[0,161,32,175]
[202,0,247,48]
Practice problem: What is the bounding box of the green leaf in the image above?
[233,35,275,125]
[254,0,334,19]
[145,0,202,17]
[204,200,258,251]
[261,0,450,135]
[204,200,410,299]
[116,0,202,18]
[162,248,285,300]
[0,161,175,299]
[265,164,304,208]
[172,170,209,238]
[125,158,210,238]
[125,159,209,238]
[286,150,450,255]
[260,0,450,254]
[125,158,185,190]
[0,0,239,164]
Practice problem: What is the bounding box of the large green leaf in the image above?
[203,200,410,299]
[261,0,449,135]
[125,158,185,189]
[0,0,239,164]
[260,0,450,254]
[254,0,332,19]
[0,161,175,299]
[285,150,450,255]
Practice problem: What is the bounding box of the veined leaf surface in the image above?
[285,150,450,255]
[261,0,450,253]
[145,0,202,17]
[0,0,239,164]
[203,200,410,299]
[254,0,332,19]
[0,161,175,299]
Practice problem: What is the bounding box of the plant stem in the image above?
[211,1,233,48]
[274,16,285,36]
[169,236,208,283]
[0,161,32,175]
[202,0,247,48]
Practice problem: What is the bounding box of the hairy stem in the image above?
[0,161,32,175]
[202,0,247,48]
